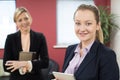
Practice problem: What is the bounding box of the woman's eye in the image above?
[24,17,28,20]
[75,22,81,25]
[86,23,92,26]
[18,19,22,22]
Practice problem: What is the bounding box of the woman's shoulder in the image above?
[92,40,114,54]
[68,44,78,48]
[99,43,115,53]
[66,44,78,51]
[98,42,116,58]
[7,31,20,38]
[30,30,44,37]
[30,30,46,41]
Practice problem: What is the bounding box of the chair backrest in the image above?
[41,59,59,80]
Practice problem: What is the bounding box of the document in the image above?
[19,51,36,61]
[52,71,75,80]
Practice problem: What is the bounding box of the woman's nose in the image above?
[21,20,27,24]
[79,25,86,31]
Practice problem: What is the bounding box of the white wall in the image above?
[111,0,120,68]
[0,1,16,49]
[55,0,94,48]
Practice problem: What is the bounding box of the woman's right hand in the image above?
[5,61,28,72]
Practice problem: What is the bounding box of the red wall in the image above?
[94,0,110,6]
[0,0,110,71]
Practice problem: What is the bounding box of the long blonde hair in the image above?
[73,4,104,43]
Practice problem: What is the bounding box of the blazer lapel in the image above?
[75,41,100,77]
[16,31,22,52]
[63,45,77,72]
[29,30,34,51]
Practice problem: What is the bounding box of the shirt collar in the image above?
[74,41,94,54]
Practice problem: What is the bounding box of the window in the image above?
[0,0,16,49]
[54,0,94,48]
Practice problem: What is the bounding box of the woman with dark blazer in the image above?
[3,7,49,80]
[56,4,119,80]
[62,40,119,80]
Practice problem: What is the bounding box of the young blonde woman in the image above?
[3,7,49,80]
[56,4,119,80]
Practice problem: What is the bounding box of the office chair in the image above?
[41,59,59,80]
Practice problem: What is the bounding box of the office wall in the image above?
[0,0,110,71]
[111,0,120,68]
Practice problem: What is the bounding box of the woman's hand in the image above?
[5,61,28,72]
[19,66,28,75]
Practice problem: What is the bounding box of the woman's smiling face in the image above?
[74,9,100,43]
[16,12,32,33]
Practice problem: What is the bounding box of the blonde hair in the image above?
[96,26,104,43]
[74,4,104,43]
[14,7,32,22]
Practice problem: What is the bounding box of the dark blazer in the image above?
[3,30,49,80]
[62,40,119,80]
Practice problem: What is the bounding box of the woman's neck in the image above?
[21,30,30,35]
[20,28,30,35]
[81,39,95,49]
